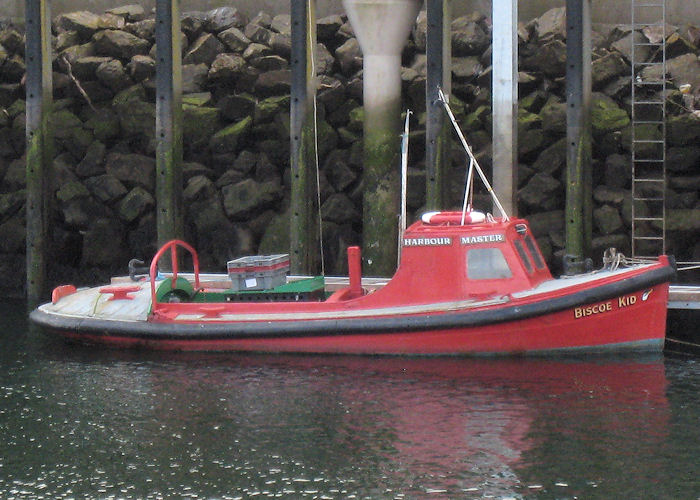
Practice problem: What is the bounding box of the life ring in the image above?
[421,211,486,225]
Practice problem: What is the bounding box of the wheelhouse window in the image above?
[514,239,534,274]
[467,248,512,280]
[525,234,545,269]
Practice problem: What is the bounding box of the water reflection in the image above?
[1,301,696,498]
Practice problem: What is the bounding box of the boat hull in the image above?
[31,271,672,355]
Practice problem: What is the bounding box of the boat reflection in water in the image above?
[63,352,668,498]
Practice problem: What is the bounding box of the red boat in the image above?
[30,211,674,354]
[30,98,674,355]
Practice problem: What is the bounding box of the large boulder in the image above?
[206,6,248,33]
[81,217,128,267]
[667,114,700,147]
[523,39,567,77]
[254,70,292,97]
[56,180,109,229]
[95,59,133,92]
[112,85,155,138]
[539,98,567,135]
[71,55,112,79]
[117,186,155,223]
[591,93,630,135]
[665,53,700,92]
[104,152,156,191]
[75,141,106,178]
[105,5,146,23]
[531,7,566,41]
[593,204,624,235]
[0,190,25,222]
[611,30,650,63]
[126,55,156,82]
[54,11,102,39]
[532,138,566,176]
[184,32,225,66]
[451,16,489,56]
[183,104,221,149]
[258,211,291,255]
[92,29,150,59]
[209,117,253,154]
[218,27,251,53]
[452,56,483,80]
[317,15,344,43]
[335,38,362,76]
[321,193,359,224]
[182,63,210,93]
[662,209,700,232]
[217,93,256,121]
[84,107,121,142]
[208,53,247,82]
[526,210,565,238]
[125,19,156,41]
[222,178,283,219]
[254,95,290,123]
[518,172,563,211]
[0,213,25,253]
[84,174,128,204]
[592,51,629,89]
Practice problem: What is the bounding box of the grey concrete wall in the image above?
[4,0,699,25]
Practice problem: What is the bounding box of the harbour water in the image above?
[1,299,699,499]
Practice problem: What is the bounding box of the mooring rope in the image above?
[309,6,325,276]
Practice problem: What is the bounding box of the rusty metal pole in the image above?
[565,0,593,274]
[425,0,452,210]
[155,0,184,250]
[290,0,320,275]
[25,0,53,307]
[492,0,518,216]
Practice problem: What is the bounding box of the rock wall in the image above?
[0,5,698,295]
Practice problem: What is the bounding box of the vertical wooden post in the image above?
[492,0,518,217]
[565,0,593,274]
[155,0,184,250]
[25,0,53,306]
[290,0,320,275]
[425,0,452,210]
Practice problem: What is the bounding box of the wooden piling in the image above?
[155,0,184,250]
[290,0,320,275]
[25,0,53,307]
[425,0,452,210]
[565,0,593,274]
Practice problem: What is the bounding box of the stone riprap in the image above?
[0,5,698,294]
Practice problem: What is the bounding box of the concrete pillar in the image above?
[25,0,53,306]
[492,0,518,216]
[343,0,422,277]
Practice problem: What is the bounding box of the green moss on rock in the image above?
[591,94,630,134]
[210,116,252,153]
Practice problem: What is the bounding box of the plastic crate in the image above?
[227,254,290,291]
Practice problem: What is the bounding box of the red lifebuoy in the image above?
[421,211,486,225]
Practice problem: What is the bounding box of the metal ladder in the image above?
[630,0,666,259]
